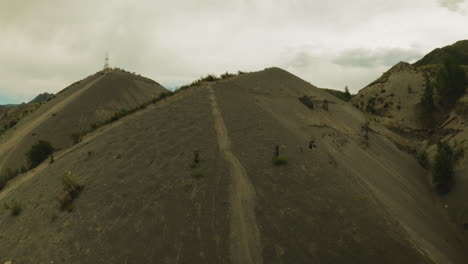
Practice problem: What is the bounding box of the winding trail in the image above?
[208,86,262,264]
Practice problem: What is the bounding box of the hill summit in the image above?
[0,67,466,263]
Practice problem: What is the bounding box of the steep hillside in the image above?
[29,92,54,104]
[351,62,426,131]
[0,103,42,136]
[415,40,468,67]
[0,68,466,263]
[352,41,468,246]
[0,69,167,179]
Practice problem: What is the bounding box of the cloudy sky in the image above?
[1,0,467,104]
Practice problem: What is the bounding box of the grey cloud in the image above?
[332,48,423,68]
[0,0,467,103]
[438,0,466,13]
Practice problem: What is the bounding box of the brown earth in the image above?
[0,68,466,263]
[0,69,167,177]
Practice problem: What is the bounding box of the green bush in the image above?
[200,74,219,82]
[26,140,54,169]
[59,172,84,212]
[273,156,288,166]
[407,85,413,94]
[190,162,198,169]
[435,58,467,112]
[417,151,429,169]
[191,169,203,178]
[221,72,236,79]
[158,91,173,100]
[322,87,352,102]
[4,199,22,216]
[432,141,463,195]
[71,132,82,144]
[420,74,435,125]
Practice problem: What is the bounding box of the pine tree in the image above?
[420,73,435,125]
[344,85,351,101]
[435,58,466,112]
[433,141,455,195]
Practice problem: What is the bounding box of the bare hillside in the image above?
[0,68,466,263]
[0,69,167,178]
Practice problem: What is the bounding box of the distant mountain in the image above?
[0,104,19,108]
[414,40,468,67]
[28,92,54,104]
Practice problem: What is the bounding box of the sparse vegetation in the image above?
[26,140,54,169]
[59,171,84,212]
[420,74,436,126]
[366,97,376,113]
[298,96,314,109]
[157,91,173,100]
[50,214,58,223]
[71,132,82,144]
[221,72,236,79]
[435,58,467,112]
[0,118,18,135]
[190,162,198,169]
[417,150,429,169]
[273,156,288,165]
[191,169,204,178]
[0,168,20,190]
[432,141,464,195]
[200,74,220,82]
[4,199,22,216]
[322,87,352,102]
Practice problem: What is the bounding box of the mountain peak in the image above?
[29,92,54,104]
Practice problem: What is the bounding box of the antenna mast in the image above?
[104,52,109,70]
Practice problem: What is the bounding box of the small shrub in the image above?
[0,176,8,190]
[298,96,314,109]
[407,85,413,94]
[4,199,22,216]
[62,172,83,193]
[417,151,429,169]
[322,88,352,102]
[190,162,198,169]
[158,91,173,100]
[59,172,84,212]
[273,156,288,166]
[191,169,203,178]
[50,214,58,223]
[26,140,54,169]
[71,132,82,144]
[200,74,219,82]
[221,72,235,79]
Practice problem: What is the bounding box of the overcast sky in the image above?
[1,0,467,104]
